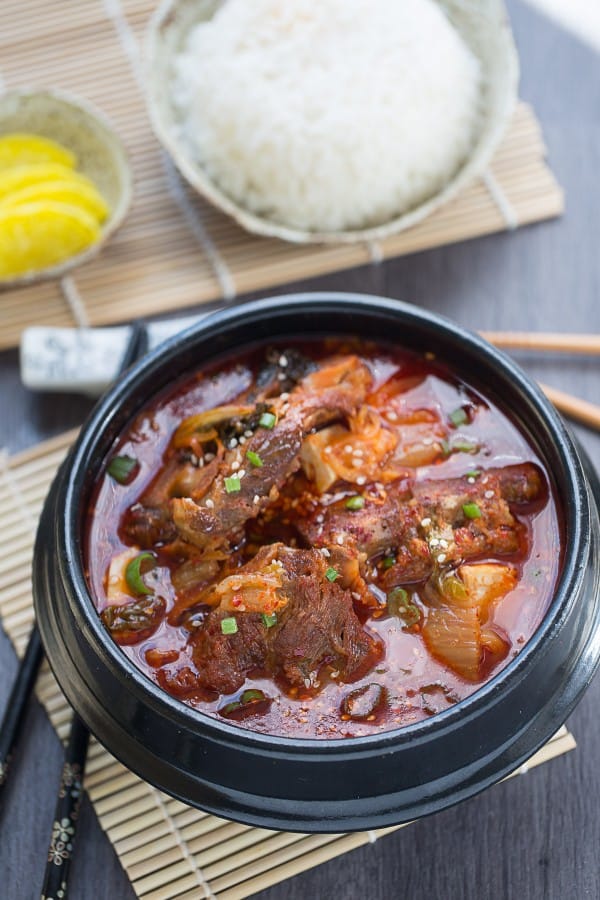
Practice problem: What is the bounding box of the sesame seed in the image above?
[387,411,398,422]
[279,355,288,367]
[336,535,344,545]
[205,498,215,509]
[228,438,238,449]
[277,372,286,381]
[484,489,494,499]
[437,553,447,563]
[439,539,449,549]
[375,482,384,491]
[429,537,440,547]
[356,475,367,485]
[352,458,362,468]
[204,452,215,462]
[325,446,332,454]
[238,469,246,479]
[320,548,331,557]
[244,429,253,438]
[281,403,290,413]
[467,476,475,484]
[481,476,489,485]
[253,494,260,504]
[345,444,353,453]
[231,460,240,471]
[423,437,433,446]
[190,453,199,466]
[351,592,361,601]
[353,448,364,457]
[238,435,246,445]
[421,517,431,528]
[280,392,290,401]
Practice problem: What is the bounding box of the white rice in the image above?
[172,0,482,232]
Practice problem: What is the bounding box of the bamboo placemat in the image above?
[0,0,564,352]
[0,429,576,899]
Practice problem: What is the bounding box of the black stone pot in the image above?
[33,294,600,832]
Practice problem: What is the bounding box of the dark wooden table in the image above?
[2,2,599,898]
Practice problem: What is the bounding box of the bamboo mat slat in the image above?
[0,0,563,350]
[0,428,576,899]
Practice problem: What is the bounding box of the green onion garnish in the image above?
[224,475,241,494]
[246,450,263,468]
[387,587,420,626]
[125,552,156,596]
[325,567,340,582]
[259,412,276,429]
[452,440,478,454]
[345,495,365,511]
[221,617,238,635]
[462,502,482,519]
[261,612,277,628]
[107,455,139,484]
[439,438,451,458]
[382,556,396,570]
[240,689,266,704]
[465,469,481,479]
[449,407,468,428]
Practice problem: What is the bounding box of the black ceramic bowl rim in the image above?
[59,293,589,759]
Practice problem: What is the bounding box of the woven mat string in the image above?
[482,169,519,230]
[103,0,237,302]
[60,276,90,328]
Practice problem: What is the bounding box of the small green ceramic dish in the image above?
[0,89,132,288]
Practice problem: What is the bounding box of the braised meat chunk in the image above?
[171,355,372,551]
[190,545,382,694]
[299,463,543,584]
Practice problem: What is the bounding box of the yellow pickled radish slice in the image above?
[0,179,109,223]
[0,202,100,278]
[0,163,94,200]
[0,133,76,170]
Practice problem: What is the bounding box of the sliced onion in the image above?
[173,404,254,448]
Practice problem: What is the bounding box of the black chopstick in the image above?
[0,626,44,805]
[40,715,89,900]
[37,320,149,898]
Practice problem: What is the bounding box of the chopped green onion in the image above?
[465,469,481,479]
[345,495,365,511]
[107,455,139,484]
[452,440,479,454]
[221,616,238,635]
[462,502,482,519]
[439,438,451,458]
[224,475,241,494]
[261,612,277,628]
[220,700,242,715]
[325,567,340,582]
[259,412,276,429]
[125,552,156,596]
[387,587,420,626]
[382,556,396,570]
[240,689,266,704]
[219,689,267,717]
[246,450,263,468]
[449,407,468,428]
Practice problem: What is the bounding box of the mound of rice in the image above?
[172,0,482,233]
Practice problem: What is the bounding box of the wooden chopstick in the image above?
[539,383,600,431]
[474,331,600,430]
[481,331,600,355]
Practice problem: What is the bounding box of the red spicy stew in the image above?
[86,339,561,739]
